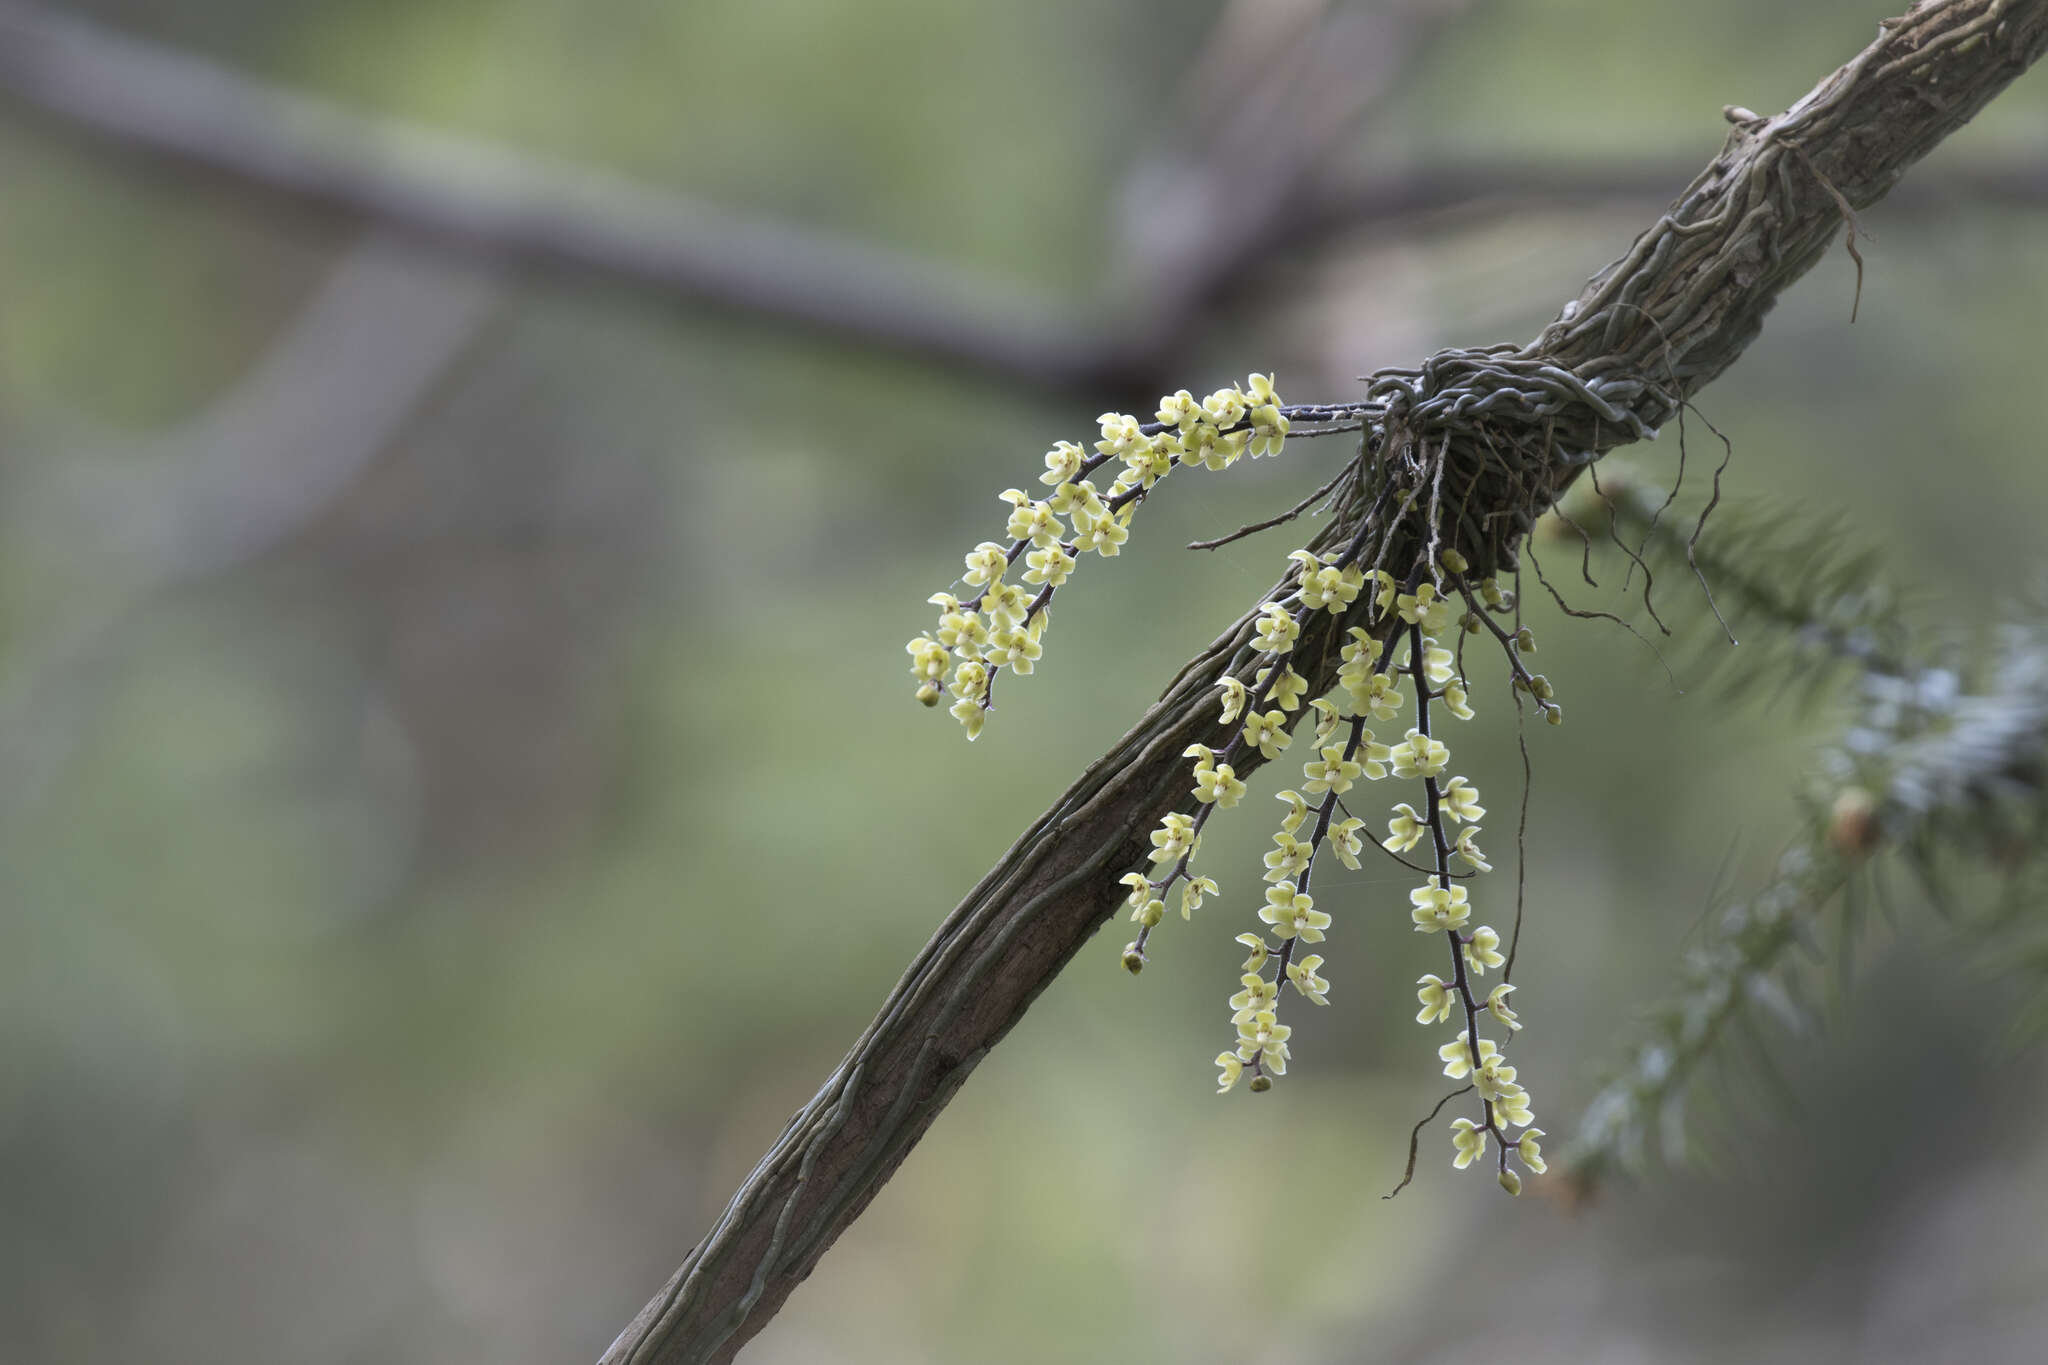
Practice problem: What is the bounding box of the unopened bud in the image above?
[1827,787,1881,856]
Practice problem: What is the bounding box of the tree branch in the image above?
[7,2,2039,405]
[0,234,501,823]
[0,2,1116,390]
[600,3,2048,1361]
[0,1,1456,396]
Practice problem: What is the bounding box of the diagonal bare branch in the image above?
[599,4,2048,1362]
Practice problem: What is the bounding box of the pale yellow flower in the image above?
[1287,954,1331,1005]
[1273,789,1310,836]
[1149,812,1198,865]
[1384,803,1426,853]
[1438,1031,1498,1080]
[1455,826,1491,872]
[1302,746,1363,797]
[1252,603,1301,654]
[1234,932,1270,973]
[1441,776,1486,824]
[1415,974,1456,1025]
[1408,883,1469,934]
[1487,983,1522,1031]
[1229,972,1278,1024]
[1242,709,1293,760]
[1215,675,1249,724]
[1463,925,1505,975]
[1040,440,1085,486]
[1450,1116,1487,1169]
[1260,881,1330,942]
[1263,832,1311,884]
[1195,763,1247,808]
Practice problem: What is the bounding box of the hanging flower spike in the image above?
[929,371,1554,1185]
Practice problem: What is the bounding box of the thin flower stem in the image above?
[1412,622,1512,1167]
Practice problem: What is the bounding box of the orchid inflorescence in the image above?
[906,375,1371,738]
[1186,559,1550,1195]
[909,375,1557,1193]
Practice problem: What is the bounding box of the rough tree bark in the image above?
[602,4,2048,1361]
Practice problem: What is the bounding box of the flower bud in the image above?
[1827,787,1881,856]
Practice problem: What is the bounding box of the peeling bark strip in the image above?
[604,5,2048,1362]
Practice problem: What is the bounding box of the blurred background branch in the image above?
[1562,489,2048,1184]
[0,1,1110,389]
[0,234,502,821]
[10,0,2042,401]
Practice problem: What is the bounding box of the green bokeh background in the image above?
[5,1,2048,1361]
